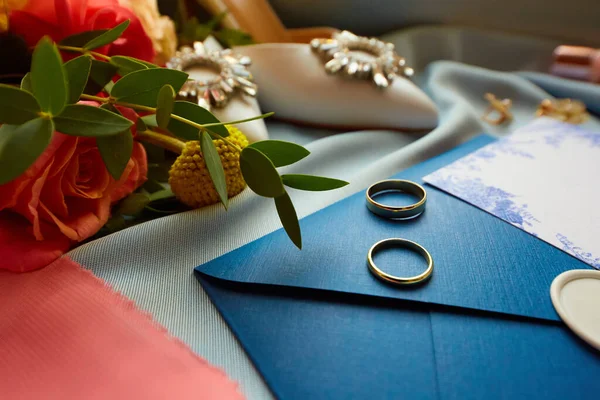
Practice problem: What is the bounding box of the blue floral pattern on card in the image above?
[424,118,600,270]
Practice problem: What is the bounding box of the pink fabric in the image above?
[0,257,245,400]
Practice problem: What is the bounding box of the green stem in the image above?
[202,112,275,128]
[81,98,273,153]
[137,130,186,154]
[57,45,111,61]
[81,94,109,103]
[115,101,243,152]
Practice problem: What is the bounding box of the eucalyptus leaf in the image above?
[0,84,41,124]
[147,161,171,181]
[142,141,165,162]
[96,130,133,180]
[167,101,228,140]
[60,30,108,47]
[117,192,150,216]
[200,131,228,208]
[281,174,349,191]
[156,85,175,129]
[274,191,302,249]
[136,117,147,132]
[142,179,165,193]
[84,60,117,95]
[0,118,53,185]
[133,59,159,69]
[249,140,310,167]
[148,188,175,202]
[110,55,148,76]
[83,20,130,50]
[141,114,158,127]
[63,55,92,103]
[54,104,133,137]
[240,147,284,198]
[104,80,114,94]
[31,36,67,115]
[111,69,188,107]
[20,73,32,93]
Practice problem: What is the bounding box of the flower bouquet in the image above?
[0,0,348,272]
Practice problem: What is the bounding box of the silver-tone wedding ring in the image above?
[367,238,433,285]
[167,41,257,110]
[366,179,426,220]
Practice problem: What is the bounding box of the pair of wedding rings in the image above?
[365,180,433,286]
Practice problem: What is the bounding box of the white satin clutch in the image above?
[236,43,439,131]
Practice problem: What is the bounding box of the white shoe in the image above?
[235,42,439,131]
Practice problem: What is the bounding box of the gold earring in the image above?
[482,93,513,125]
[536,98,588,124]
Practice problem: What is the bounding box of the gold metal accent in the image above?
[367,238,434,285]
[482,93,513,125]
[536,98,589,124]
[366,180,426,220]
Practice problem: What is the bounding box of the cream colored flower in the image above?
[118,0,177,65]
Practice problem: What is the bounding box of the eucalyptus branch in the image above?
[79,94,269,152]
[57,45,111,61]
[137,129,186,154]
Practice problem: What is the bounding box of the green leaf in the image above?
[136,117,147,132]
[141,114,158,127]
[104,80,115,94]
[200,131,228,208]
[142,141,165,162]
[31,36,67,115]
[148,188,175,202]
[63,55,92,103]
[167,101,228,140]
[20,73,32,93]
[111,69,188,107]
[248,140,310,167]
[142,179,165,193]
[84,60,118,95]
[60,30,108,47]
[0,84,41,124]
[83,20,130,50]
[96,130,133,180]
[147,160,171,181]
[156,85,175,129]
[281,174,349,191]
[134,59,159,69]
[240,147,284,198]
[0,118,53,185]
[275,192,302,249]
[53,104,133,137]
[110,55,148,76]
[214,28,255,47]
[117,193,150,216]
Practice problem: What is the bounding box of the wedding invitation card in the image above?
[424,118,600,269]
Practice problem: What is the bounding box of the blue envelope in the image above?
[196,135,600,399]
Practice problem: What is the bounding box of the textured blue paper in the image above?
[197,135,592,321]
[198,274,600,400]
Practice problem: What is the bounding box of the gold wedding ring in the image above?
[366,180,426,220]
[367,238,434,285]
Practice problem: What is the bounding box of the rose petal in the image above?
[0,212,71,273]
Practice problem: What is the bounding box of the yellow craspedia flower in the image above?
[169,126,249,208]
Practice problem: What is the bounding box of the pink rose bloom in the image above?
[0,102,147,272]
[9,0,155,62]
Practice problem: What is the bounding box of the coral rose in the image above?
[9,0,155,62]
[0,102,147,273]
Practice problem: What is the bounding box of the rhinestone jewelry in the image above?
[311,30,414,89]
[166,41,257,110]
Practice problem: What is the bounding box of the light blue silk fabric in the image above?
[70,25,600,399]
